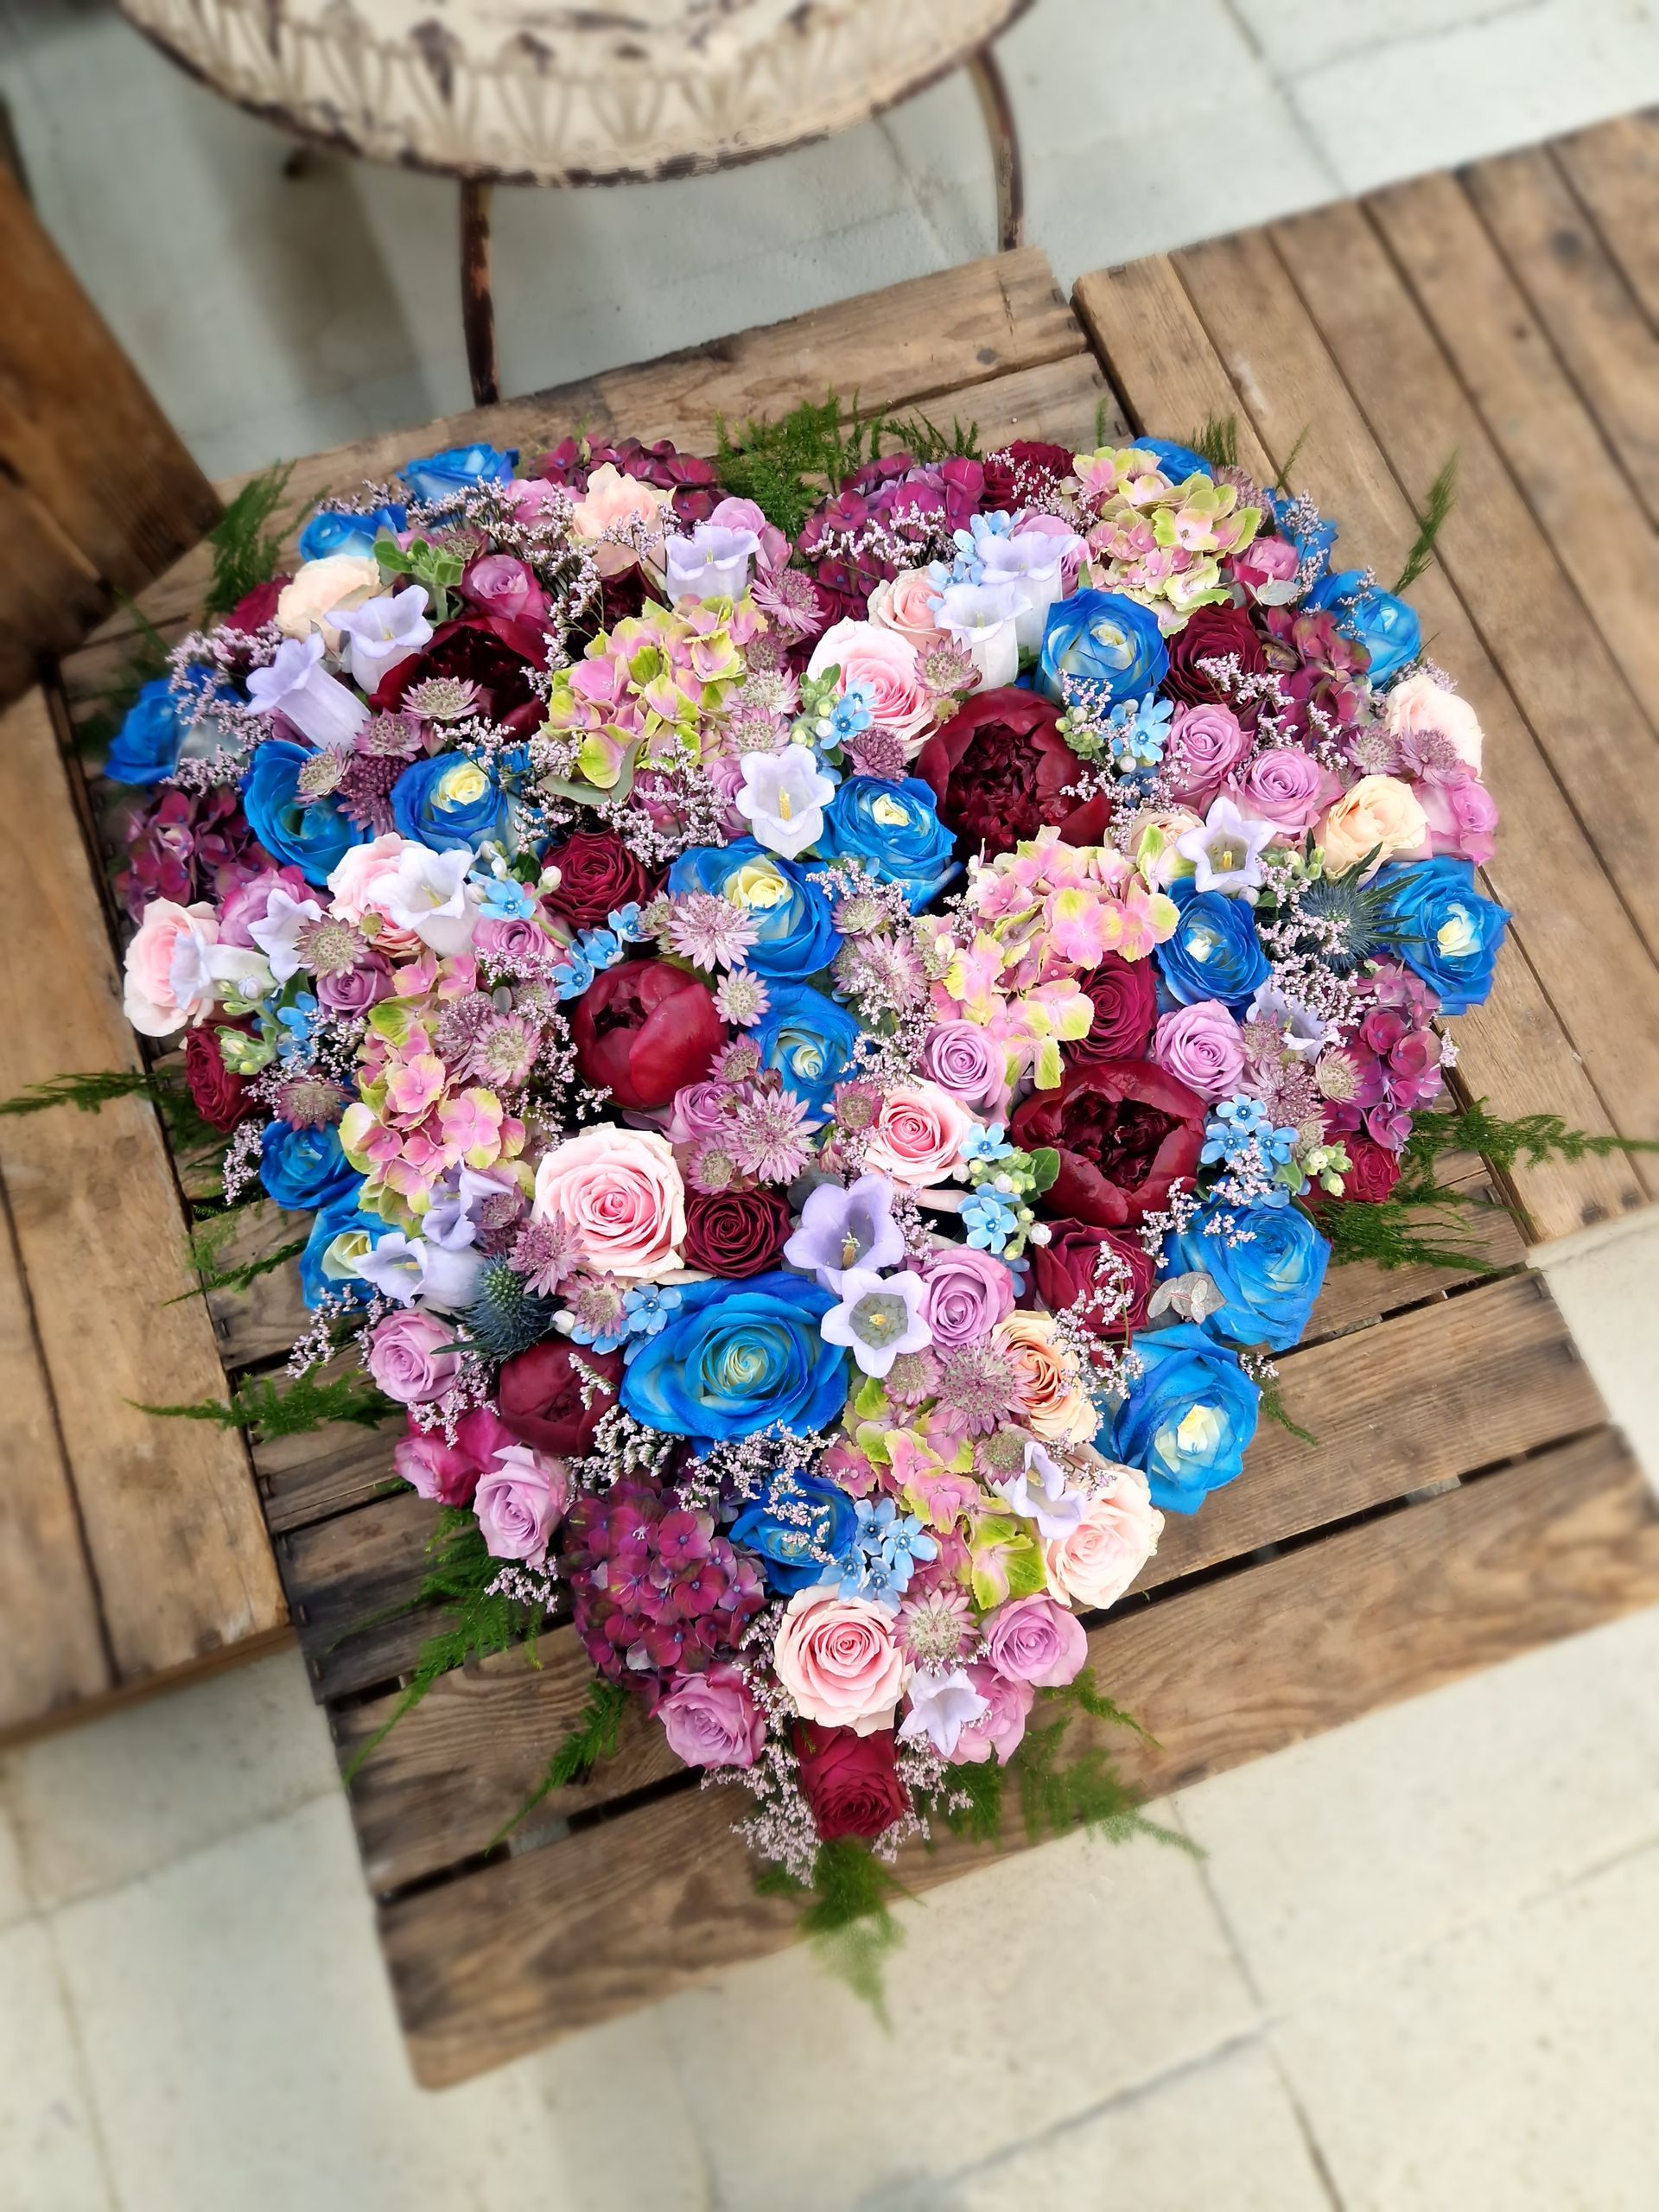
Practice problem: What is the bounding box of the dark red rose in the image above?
[181,1023,256,1134]
[1030,1217,1156,1332]
[915,688,1110,858]
[1011,1058,1205,1229]
[1069,956,1157,1065]
[980,441,1077,505]
[1336,1137,1404,1205]
[372,609,547,730]
[570,959,727,1113]
[496,1340,623,1458]
[542,830,658,933]
[682,1186,791,1279]
[225,576,288,631]
[1163,603,1268,710]
[794,1722,908,1842]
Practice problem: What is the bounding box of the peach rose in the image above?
[532,1124,686,1281]
[861,1081,976,1187]
[869,568,949,655]
[276,553,382,650]
[1385,669,1484,772]
[326,834,423,958]
[772,1588,904,1735]
[122,899,220,1035]
[568,464,672,575]
[993,1311,1098,1444]
[1319,774,1429,878]
[1044,1465,1163,1610]
[807,619,936,749]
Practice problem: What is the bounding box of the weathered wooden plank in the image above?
[0,689,284,1681]
[277,1487,441,1701]
[1076,242,1654,1237]
[334,1269,1588,1891]
[255,1416,403,1536]
[0,1183,112,1734]
[1551,111,1659,328]
[1367,170,1659,732]
[1463,143,1659,530]
[382,1424,1654,2082]
[65,248,1087,671]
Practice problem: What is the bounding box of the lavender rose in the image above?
[655,1662,766,1770]
[918,1244,1015,1348]
[1163,702,1251,809]
[315,953,393,1015]
[919,1020,1006,1113]
[473,1441,571,1568]
[1154,1000,1246,1101]
[1230,746,1337,836]
[366,1309,461,1406]
[474,913,556,967]
[982,1593,1090,1688]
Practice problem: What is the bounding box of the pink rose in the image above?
[1413,766,1498,866]
[326,834,423,958]
[982,1593,1089,1688]
[711,495,788,571]
[568,464,671,574]
[1045,1466,1164,1610]
[122,898,221,1036]
[474,1441,571,1568]
[366,1309,461,1406]
[1154,1000,1247,1100]
[918,1244,1015,1348]
[807,619,935,749]
[217,864,312,949]
[861,1081,976,1187]
[1164,703,1251,808]
[473,913,558,968]
[868,567,949,655]
[315,954,394,1014]
[531,1124,686,1281]
[949,1662,1035,1765]
[1228,747,1338,835]
[1230,534,1300,599]
[656,1662,766,1770]
[919,1020,1007,1114]
[461,553,548,625]
[393,1406,514,1507]
[1385,669,1483,772]
[772,1589,904,1735]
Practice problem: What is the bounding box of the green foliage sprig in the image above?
[136,1368,397,1440]
[486,1680,630,1850]
[171,1209,307,1305]
[204,462,295,620]
[756,1840,913,2020]
[0,1069,176,1119]
[1187,412,1240,472]
[1394,453,1458,594]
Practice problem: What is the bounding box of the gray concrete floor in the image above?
[2,3,1658,2206]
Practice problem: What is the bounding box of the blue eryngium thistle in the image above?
[462,1258,559,1360]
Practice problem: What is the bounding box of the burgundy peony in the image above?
[570,958,727,1113]
[182,1023,256,1133]
[1337,1137,1405,1204]
[1030,1216,1157,1332]
[1163,602,1267,710]
[496,1340,623,1458]
[1011,1058,1206,1229]
[682,1185,792,1279]
[915,688,1110,858]
[793,1721,909,1842]
[1068,955,1157,1065]
[542,829,658,933]
[372,609,547,729]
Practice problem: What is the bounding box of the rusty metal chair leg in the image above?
[966,44,1024,252]
[460,177,500,408]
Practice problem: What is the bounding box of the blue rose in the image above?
[1135,436,1212,481]
[753,983,862,1116]
[730,1469,857,1595]
[667,840,841,980]
[398,443,518,505]
[259,1118,362,1213]
[620,1271,848,1442]
[817,775,958,912]
[296,503,407,562]
[1108,1322,1260,1513]
[390,753,511,854]
[1162,1200,1330,1354]
[1039,589,1169,706]
[1373,857,1509,1015]
[1304,569,1421,685]
[1155,887,1271,1010]
[105,677,185,786]
[297,1191,381,1310]
[242,740,372,887]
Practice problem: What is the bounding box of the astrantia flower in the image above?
[897,1587,974,1672]
[714,969,770,1027]
[666,891,760,973]
[843,726,910,779]
[509,1214,582,1298]
[750,561,825,639]
[932,1344,1020,1435]
[459,1010,543,1090]
[275,1073,348,1129]
[293,915,366,978]
[687,1138,741,1193]
[728,1084,817,1184]
[402,676,483,723]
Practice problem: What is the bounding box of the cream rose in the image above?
[532,1125,686,1281]
[1319,774,1429,878]
[868,568,949,655]
[861,1081,976,1187]
[276,553,382,650]
[326,834,423,959]
[1044,1465,1163,1610]
[772,1588,904,1735]
[122,898,221,1035]
[806,619,936,749]
[1385,669,1484,772]
[993,1311,1099,1444]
